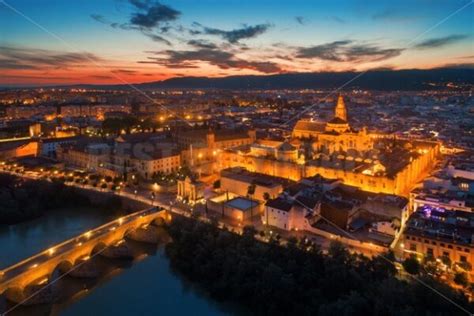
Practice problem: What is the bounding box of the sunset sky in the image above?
[0,0,473,86]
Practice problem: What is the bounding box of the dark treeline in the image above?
[165,216,473,316]
[0,173,123,225]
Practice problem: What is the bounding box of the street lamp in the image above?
[150,191,155,206]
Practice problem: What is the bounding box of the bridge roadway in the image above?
[0,207,169,297]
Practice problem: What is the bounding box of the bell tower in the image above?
[335,94,347,121]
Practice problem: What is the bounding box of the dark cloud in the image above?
[0,59,38,70]
[372,9,417,22]
[192,22,272,43]
[331,16,345,24]
[296,40,403,63]
[414,34,468,49]
[129,0,180,28]
[90,14,108,24]
[141,48,282,73]
[2,75,72,80]
[111,69,138,75]
[295,16,305,25]
[187,39,218,49]
[90,75,114,79]
[142,32,172,45]
[0,46,102,70]
[91,1,180,46]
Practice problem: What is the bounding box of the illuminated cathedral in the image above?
[218,95,439,196]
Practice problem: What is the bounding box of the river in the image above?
[0,208,229,316]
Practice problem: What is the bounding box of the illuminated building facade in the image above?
[400,206,474,276]
[219,95,439,196]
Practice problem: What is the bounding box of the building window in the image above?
[459,183,469,191]
[410,244,416,251]
[427,248,434,257]
[460,255,467,262]
[448,245,453,249]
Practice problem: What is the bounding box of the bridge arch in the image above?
[91,241,107,255]
[51,260,73,279]
[123,227,136,240]
[3,286,23,304]
[151,216,166,227]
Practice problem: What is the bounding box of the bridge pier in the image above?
[65,256,99,279]
[100,240,134,259]
[4,277,61,306]
[126,225,160,244]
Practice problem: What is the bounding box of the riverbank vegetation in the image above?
[0,173,124,225]
[165,216,473,315]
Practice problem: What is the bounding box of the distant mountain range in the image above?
[4,67,474,91]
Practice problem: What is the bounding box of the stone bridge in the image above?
[0,207,170,304]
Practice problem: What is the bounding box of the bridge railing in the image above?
[0,206,161,281]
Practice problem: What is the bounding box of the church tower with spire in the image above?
[334,94,347,122]
[325,94,350,133]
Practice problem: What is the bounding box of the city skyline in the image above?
[1,0,473,86]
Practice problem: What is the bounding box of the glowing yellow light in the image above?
[48,248,55,255]
[84,231,92,238]
[118,217,124,225]
[38,278,48,285]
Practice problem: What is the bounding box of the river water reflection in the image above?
[1,208,228,316]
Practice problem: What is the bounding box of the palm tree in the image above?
[247,183,256,219]
[263,192,270,201]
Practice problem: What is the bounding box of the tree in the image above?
[454,272,469,287]
[242,225,257,240]
[402,257,420,275]
[163,215,474,315]
[458,261,472,272]
[263,192,270,201]
[247,183,256,218]
[441,255,452,269]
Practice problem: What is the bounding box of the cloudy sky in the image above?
[0,0,473,85]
